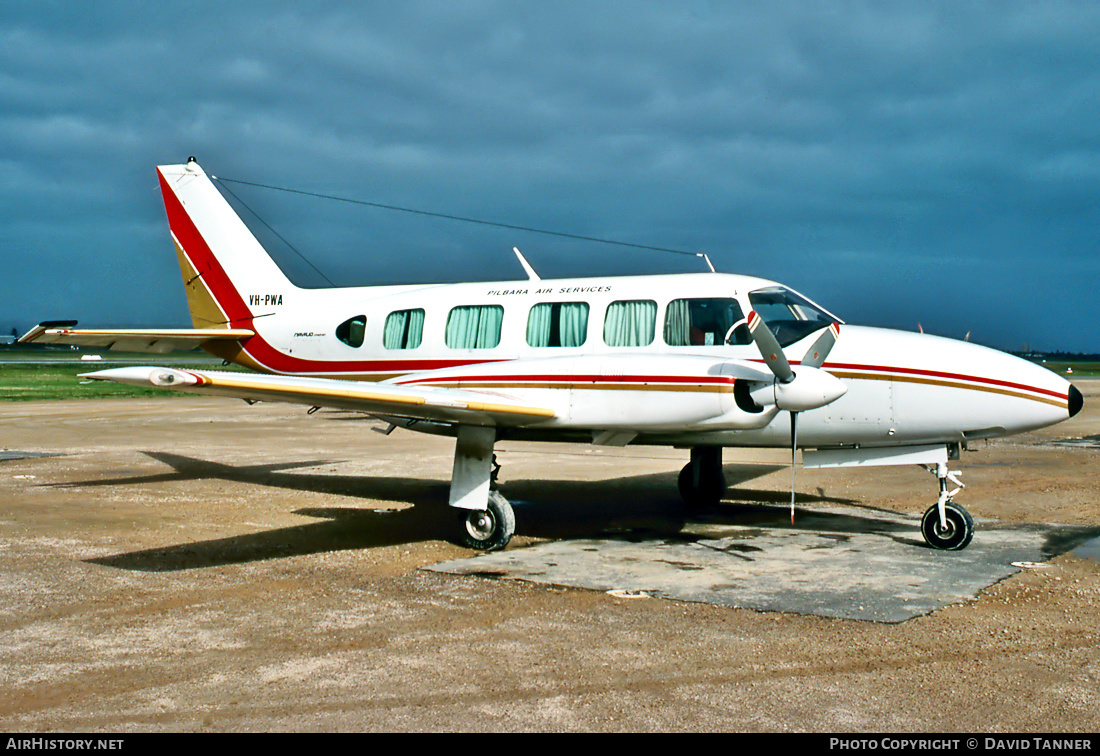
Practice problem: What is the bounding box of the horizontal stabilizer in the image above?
[81,367,557,427]
[19,324,254,354]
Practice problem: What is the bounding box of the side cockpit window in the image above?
[335,315,366,348]
[664,298,749,347]
[748,287,839,347]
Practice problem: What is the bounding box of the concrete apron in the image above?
[429,503,1100,623]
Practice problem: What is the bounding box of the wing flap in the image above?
[19,324,254,354]
[81,367,556,427]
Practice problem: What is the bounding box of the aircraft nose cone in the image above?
[1068,384,1083,418]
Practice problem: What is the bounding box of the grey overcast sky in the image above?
[2,1,1098,351]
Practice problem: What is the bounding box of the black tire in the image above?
[458,490,515,551]
[921,501,974,550]
[678,463,726,509]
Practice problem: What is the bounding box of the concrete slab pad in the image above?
[1049,435,1100,449]
[0,450,61,461]
[429,504,1100,623]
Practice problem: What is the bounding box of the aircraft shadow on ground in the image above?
[80,451,1097,572]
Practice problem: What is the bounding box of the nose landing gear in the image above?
[921,462,973,550]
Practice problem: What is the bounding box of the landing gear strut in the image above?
[678,446,726,509]
[920,461,973,550]
[450,426,515,551]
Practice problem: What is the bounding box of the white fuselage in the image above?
[218,270,1075,450]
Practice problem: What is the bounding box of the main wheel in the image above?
[458,490,515,551]
[921,501,974,550]
[678,463,726,509]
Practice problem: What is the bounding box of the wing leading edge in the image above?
[81,367,557,427]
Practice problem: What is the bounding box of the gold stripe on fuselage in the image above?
[828,370,1068,409]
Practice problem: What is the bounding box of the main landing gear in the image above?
[450,426,515,551]
[678,446,726,509]
[920,461,974,550]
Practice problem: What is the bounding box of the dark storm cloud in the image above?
[1,1,1098,350]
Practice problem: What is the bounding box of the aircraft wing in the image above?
[19,322,254,354]
[81,367,557,427]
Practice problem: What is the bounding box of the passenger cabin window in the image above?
[527,302,589,347]
[335,315,366,348]
[664,298,750,346]
[445,305,504,349]
[383,308,424,350]
[603,300,657,347]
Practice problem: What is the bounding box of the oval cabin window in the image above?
[335,315,366,348]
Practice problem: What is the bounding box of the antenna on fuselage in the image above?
[513,247,541,281]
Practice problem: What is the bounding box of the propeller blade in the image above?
[801,323,840,369]
[790,411,798,525]
[746,311,794,383]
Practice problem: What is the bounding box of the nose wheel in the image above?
[921,500,974,550]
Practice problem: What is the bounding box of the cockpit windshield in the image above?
[747,287,841,348]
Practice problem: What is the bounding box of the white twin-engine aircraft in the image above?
[22,159,1083,552]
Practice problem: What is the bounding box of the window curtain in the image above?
[446,305,503,349]
[558,302,588,347]
[527,302,589,347]
[603,300,656,347]
[405,308,424,348]
[663,299,691,346]
[383,309,424,350]
[526,303,554,347]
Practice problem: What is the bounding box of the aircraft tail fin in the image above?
[157,159,297,332]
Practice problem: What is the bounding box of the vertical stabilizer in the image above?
[158,159,297,330]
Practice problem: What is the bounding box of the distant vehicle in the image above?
[22,159,1083,551]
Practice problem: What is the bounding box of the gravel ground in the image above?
[0,380,1097,732]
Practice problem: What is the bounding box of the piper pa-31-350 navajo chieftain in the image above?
[22,159,1084,552]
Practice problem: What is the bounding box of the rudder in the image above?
[158,159,297,331]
